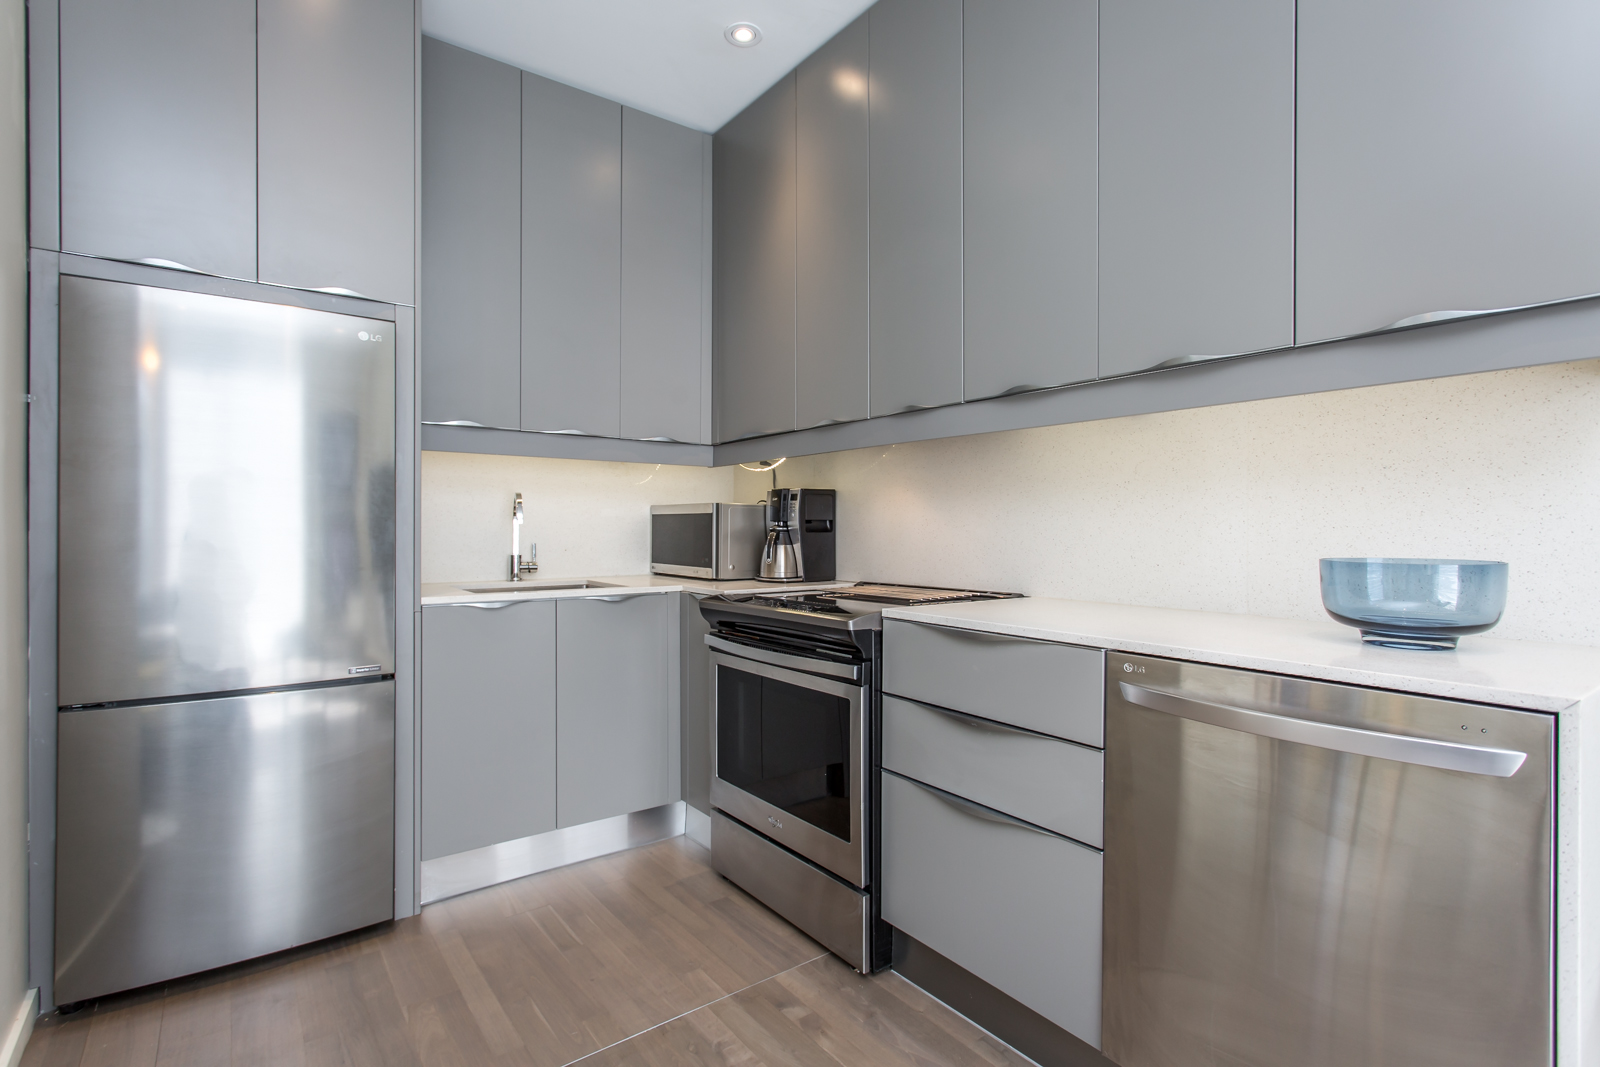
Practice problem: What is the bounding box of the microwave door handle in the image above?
[1118,683,1528,778]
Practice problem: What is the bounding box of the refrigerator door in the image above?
[54,681,395,1004]
[58,276,396,707]
[1102,655,1554,1067]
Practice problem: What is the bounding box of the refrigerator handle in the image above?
[1118,682,1527,778]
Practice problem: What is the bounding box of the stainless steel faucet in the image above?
[509,493,538,580]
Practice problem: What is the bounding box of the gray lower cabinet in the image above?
[882,695,1103,847]
[521,74,623,438]
[1097,0,1294,378]
[882,619,1105,747]
[868,0,964,416]
[680,593,713,816]
[58,0,257,278]
[621,109,710,444]
[421,601,556,861]
[1296,0,1600,344]
[796,14,871,430]
[714,75,798,442]
[962,0,1098,400]
[882,770,1103,1047]
[556,593,676,827]
[420,37,522,429]
[257,0,416,305]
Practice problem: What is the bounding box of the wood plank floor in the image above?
[23,837,1032,1067]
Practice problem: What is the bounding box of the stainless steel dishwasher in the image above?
[1103,654,1553,1067]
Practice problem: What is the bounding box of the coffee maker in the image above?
[758,488,836,582]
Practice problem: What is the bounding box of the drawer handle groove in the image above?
[894,695,1059,741]
[885,769,1101,853]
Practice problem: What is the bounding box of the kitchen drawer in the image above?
[882,770,1102,1047]
[883,619,1104,747]
[882,694,1102,847]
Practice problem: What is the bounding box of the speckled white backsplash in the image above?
[729,359,1600,646]
[423,360,1600,645]
[419,453,740,583]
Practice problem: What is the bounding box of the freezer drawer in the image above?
[1103,654,1553,1067]
[55,682,395,1004]
[882,619,1104,746]
[881,694,1103,847]
[881,770,1103,1047]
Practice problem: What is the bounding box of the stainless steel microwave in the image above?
[650,503,765,580]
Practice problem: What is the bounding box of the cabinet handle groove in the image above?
[890,694,1065,742]
[886,769,1099,851]
[1126,290,1600,379]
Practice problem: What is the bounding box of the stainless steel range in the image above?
[699,584,1021,973]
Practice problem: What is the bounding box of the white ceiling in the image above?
[422,0,876,133]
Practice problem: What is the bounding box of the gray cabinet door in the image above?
[962,0,1098,399]
[420,37,522,430]
[796,14,870,430]
[1098,0,1294,378]
[258,0,416,304]
[59,0,256,279]
[621,109,708,444]
[882,620,1106,748]
[680,593,713,816]
[882,771,1103,1046]
[1297,0,1600,344]
[869,0,963,416]
[421,602,556,861]
[556,593,675,827]
[713,75,797,442]
[521,74,622,438]
[881,695,1104,847]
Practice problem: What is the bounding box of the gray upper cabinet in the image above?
[522,74,622,438]
[258,0,416,305]
[421,601,556,861]
[963,0,1098,400]
[869,0,964,416]
[1098,0,1294,378]
[556,594,675,828]
[796,14,871,430]
[621,109,709,444]
[59,0,256,278]
[714,75,798,442]
[1296,0,1600,344]
[420,37,522,429]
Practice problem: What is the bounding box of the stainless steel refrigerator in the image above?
[53,276,397,1005]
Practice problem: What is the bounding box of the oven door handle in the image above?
[705,634,863,682]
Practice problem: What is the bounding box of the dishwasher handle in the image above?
[1119,682,1528,778]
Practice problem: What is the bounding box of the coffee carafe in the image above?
[759,488,803,581]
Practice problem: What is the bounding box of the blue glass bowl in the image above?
[1319,558,1508,650]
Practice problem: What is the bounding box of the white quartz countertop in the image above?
[882,597,1600,715]
[420,574,849,606]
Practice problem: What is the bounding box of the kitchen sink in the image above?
[458,580,623,594]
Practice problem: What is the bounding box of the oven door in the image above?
[710,648,867,887]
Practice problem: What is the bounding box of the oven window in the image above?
[717,664,851,841]
[652,513,714,570]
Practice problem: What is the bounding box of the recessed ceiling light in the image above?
[725,22,762,47]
